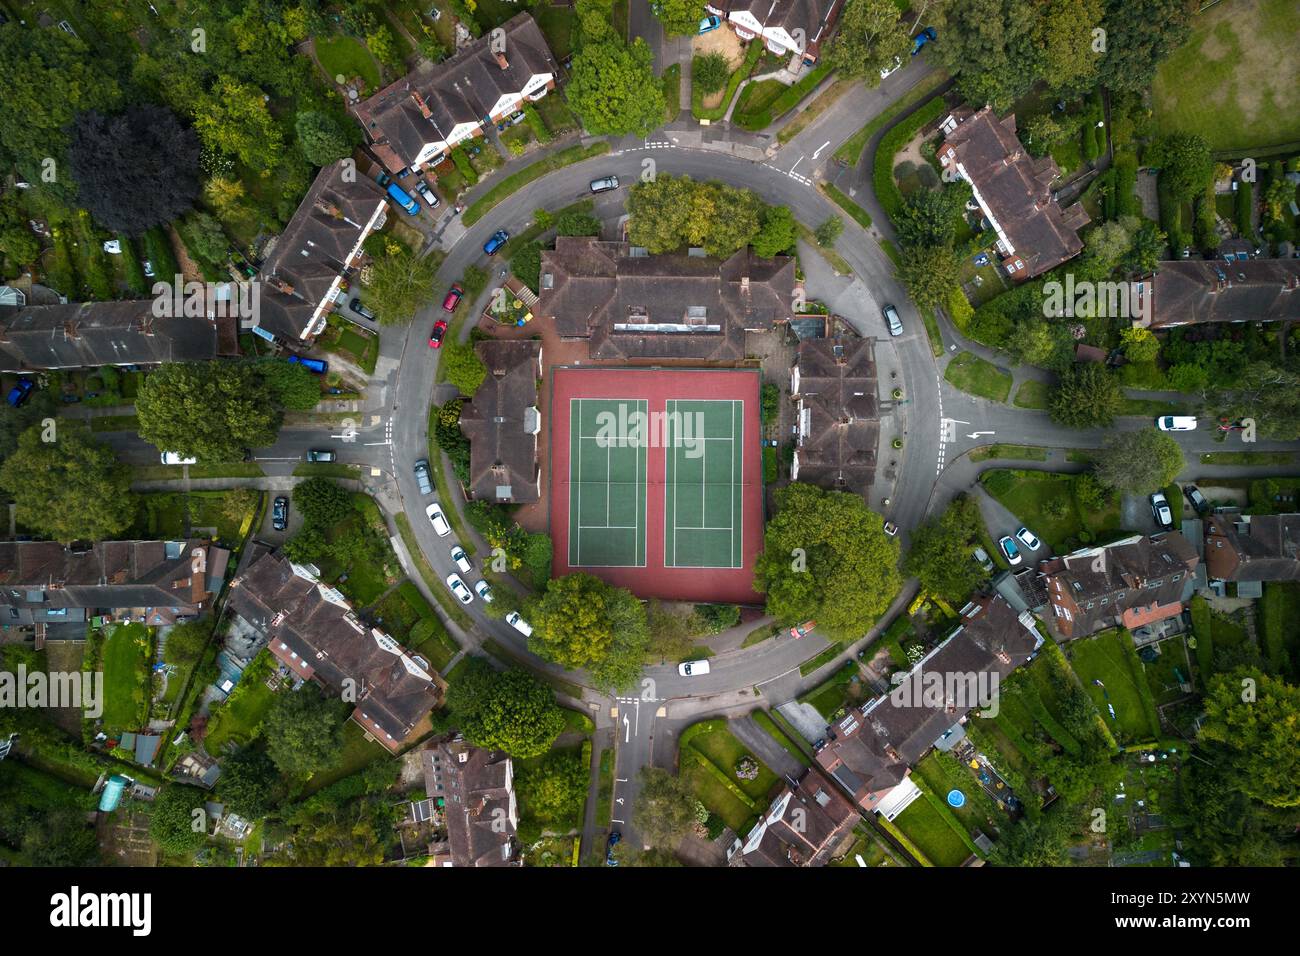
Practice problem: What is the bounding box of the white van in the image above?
[506,611,533,637]
[678,659,710,677]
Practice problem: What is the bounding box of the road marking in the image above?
[623,714,630,743]
[812,140,830,160]
[967,430,995,439]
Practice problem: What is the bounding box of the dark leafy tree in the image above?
[1048,362,1123,428]
[1093,430,1185,494]
[295,110,353,166]
[904,495,991,603]
[67,106,200,236]
[1147,133,1213,203]
[293,477,353,530]
[218,747,280,818]
[752,205,798,258]
[446,658,567,758]
[692,53,730,96]
[567,38,665,137]
[149,784,209,855]
[633,767,698,849]
[1097,0,1195,94]
[136,362,282,461]
[261,688,345,776]
[257,359,322,411]
[825,0,912,83]
[163,619,214,670]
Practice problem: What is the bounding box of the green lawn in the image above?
[1260,582,1300,677]
[798,661,865,719]
[687,725,778,804]
[944,352,1012,402]
[204,650,279,753]
[913,752,1004,837]
[1069,629,1159,742]
[301,716,387,793]
[1152,0,1300,152]
[829,825,898,866]
[101,623,151,732]
[981,469,1124,552]
[315,34,381,92]
[1013,380,1050,409]
[891,794,973,867]
[682,754,756,833]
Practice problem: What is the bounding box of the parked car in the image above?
[883,304,903,337]
[1185,484,1209,516]
[1015,526,1042,552]
[998,535,1022,566]
[160,451,197,465]
[449,545,472,575]
[1150,491,1174,530]
[272,496,289,532]
[445,573,473,605]
[305,449,336,463]
[911,26,936,55]
[414,179,440,208]
[678,659,711,677]
[606,830,621,866]
[414,458,433,495]
[5,378,34,407]
[589,175,620,194]
[883,520,900,536]
[973,546,994,572]
[506,611,533,636]
[483,230,509,255]
[386,182,421,215]
[880,56,901,79]
[429,318,448,348]
[350,298,375,320]
[442,283,464,312]
[474,579,493,603]
[426,502,451,537]
[698,14,721,33]
[1157,415,1198,431]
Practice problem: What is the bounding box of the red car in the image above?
[442,283,464,312]
[429,319,448,349]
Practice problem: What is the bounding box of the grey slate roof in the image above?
[1147,259,1300,328]
[1205,514,1300,583]
[792,336,878,497]
[423,738,520,867]
[458,340,541,503]
[537,237,796,361]
[733,769,857,867]
[0,299,238,372]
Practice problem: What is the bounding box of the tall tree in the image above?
[752,205,798,258]
[364,239,438,325]
[136,362,282,461]
[1147,133,1213,203]
[0,423,135,543]
[261,688,345,776]
[825,0,912,83]
[446,658,567,758]
[1093,429,1185,494]
[896,243,961,311]
[1096,0,1194,94]
[192,75,284,170]
[895,183,973,248]
[257,359,322,411]
[934,0,1044,111]
[67,106,200,236]
[1038,0,1104,93]
[295,110,353,167]
[632,767,698,850]
[149,784,209,855]
[218,747,280,818]
[904,495,991,603]
[566,38,665,136]
[754,483,902,639]
[652,0,707,36]
[1198,669,1300,809]
[1048,362,1123,428]
[529,573,648,683]
[1209,362,1300,441]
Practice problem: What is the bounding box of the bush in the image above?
[692,53,729,96]
[873,95,948,223]
[1234,180,1254,237]
[947,286,974,329]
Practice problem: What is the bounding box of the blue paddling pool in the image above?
[947,789,966,808]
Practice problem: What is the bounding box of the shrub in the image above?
[692,53,729,96]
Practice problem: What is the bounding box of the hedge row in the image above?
[872,94,950,223]
[734,63,831,131]
[462,142,609,226]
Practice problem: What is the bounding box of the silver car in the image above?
[589,175,620,194]
[883,304,903,337]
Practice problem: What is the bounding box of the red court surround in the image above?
[549,366,763,604]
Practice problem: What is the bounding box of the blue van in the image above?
[386,182,421,216]
[287,355,329,375]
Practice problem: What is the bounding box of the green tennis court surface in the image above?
[568,398,648,567]
[664,399,744,568]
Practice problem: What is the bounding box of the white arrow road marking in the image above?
[967,431,995,439]
[623,714,630,743]
[812,140,831,160]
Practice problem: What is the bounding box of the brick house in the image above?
[1141,259,1300,329]
[706,0,846,64]
[789,335,879,498]
[422,737,521,867]
[457,340,543,504]
[728,768,857,867]
[1204,514,1300,584]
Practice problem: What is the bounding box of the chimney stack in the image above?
[494,51,509,71]
[411,90,432,119]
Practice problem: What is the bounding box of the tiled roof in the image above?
[1205,514,1300,583]
[733,769,856,867]
[792,336,878,497]
[537,237,796,361]
[1147,259,1300,328]
[458,340,541,503]
[422,739,520,867]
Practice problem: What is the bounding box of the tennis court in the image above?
[567,398,648,567]
[664,399,744,568]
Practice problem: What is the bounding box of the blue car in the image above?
[699,15,720,34]
[483,229,509,255]
[911,27,936,56]
[605,830,621,866]
[5,378,34,407]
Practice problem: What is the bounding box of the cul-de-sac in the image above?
[0,0,1297,870]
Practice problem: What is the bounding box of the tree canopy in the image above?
[529,573,648,689]
[566,36,665,137]
[295,110,353,167]
[135,361,282,461]
[261,688,346,777]
[148,783,208,855]
[825,0,912,82]
[445,658,566,759]
[904,495,991,604]
[0,423,135,543]
[626,175,765,258]
[1048,362,1123,428]
[67,106,200,236]
[632,767,699,850]
[364,239,438,325]
[754,483,902,639]
[1198,668,1300,809]
[1093,429,1185,494]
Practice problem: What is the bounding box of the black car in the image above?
[350,298,376,320]
[1184,484,1209,516]
[272,496,289,531]
[605,830,621,866]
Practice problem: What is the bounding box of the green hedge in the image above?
[834,69,950,166]
[463,142,610,226]
[693,41,762,121]
[734,64,831,131]
[872,94,950,224]
[686,747,759,810]
[822,183,872,229]
[1112,151,1139,219]
[1189,595,1214,679]
[751,710,812,765]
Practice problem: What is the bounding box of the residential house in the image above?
[354,14,558,175]
[0,540,229,637]
[254,159,389,344]
[457,340,542,504]
[816,594,1042,814]
[706,0,846,64]
[422,737,521,867]
[1040,532,1199,640]
[536,237,796,362]
[225,551,445,753]
[1205,514,1300,584]
[728,768,857,867]
[1140,259,1300,329]
[938,105,1090,281]
[789,335,879,498]
[0,299,239,372]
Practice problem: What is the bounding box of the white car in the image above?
[445,573,473,605]
[449,545,471,575]
[474,579,493,603]
[160,451,197,465]
[1157,415,1198,432]
[1014,526,1042,551]
[414,179,440,208]
[506,611,532,636]
[998,535,1022,567]
[425,502,451,537]
[678,659,711,677]
[880,56,901,79]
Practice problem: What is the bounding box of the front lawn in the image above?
[980,469,1122,552]
[944,351,1012,402]
[685,723,778,804]
[101,623,152,732]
